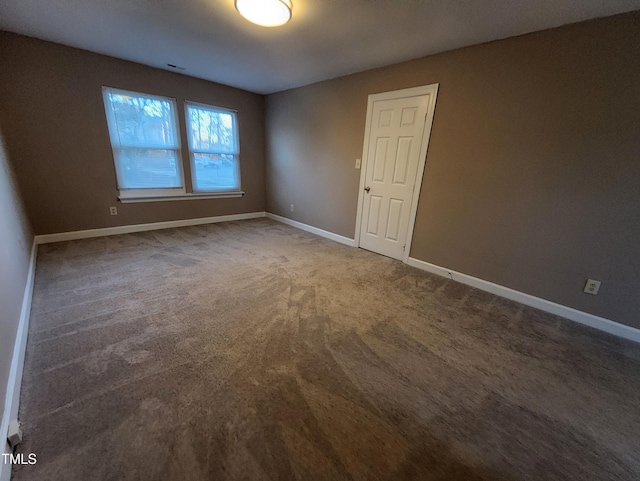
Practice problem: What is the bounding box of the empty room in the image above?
[1,1,640,480]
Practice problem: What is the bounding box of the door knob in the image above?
[364,186,371,193]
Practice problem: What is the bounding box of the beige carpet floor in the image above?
[13,218,640,480]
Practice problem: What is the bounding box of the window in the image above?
[103,88,183,197]
[103,88,243,201]
[186,102,240,192]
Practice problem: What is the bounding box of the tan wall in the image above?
[0,125,33,454]
[0,33,266,235]
[266,12,640,328]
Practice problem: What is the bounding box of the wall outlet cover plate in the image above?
[584,279,601,295]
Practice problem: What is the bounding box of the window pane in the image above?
[116,149,182,189]
[107,92,178,148]
[187,106,237,153]
[192,154,238,191]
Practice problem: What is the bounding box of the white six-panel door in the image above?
[357,86,438,260]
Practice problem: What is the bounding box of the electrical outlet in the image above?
[583,279,601,295]
[109,206,118,216]
[355,158,361,169]
[290,204,294,212]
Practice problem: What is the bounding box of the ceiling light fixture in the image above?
[235,0,292,27]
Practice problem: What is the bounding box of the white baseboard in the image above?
[406,257,640,343]
[266,213,356,247]
[35,212,266,244]
[1,240,37,481]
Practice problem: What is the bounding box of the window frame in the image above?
[102,87,185,198]
[102,87,245,202]
[184,100,242,194]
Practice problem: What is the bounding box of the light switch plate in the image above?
[355,158,361,169]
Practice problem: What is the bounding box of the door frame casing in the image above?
[354,84,439,262]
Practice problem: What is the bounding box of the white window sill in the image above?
[118,192,244,203]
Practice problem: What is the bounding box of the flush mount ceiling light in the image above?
[235,0,292,27]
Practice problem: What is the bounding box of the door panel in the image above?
[392,137,412,185]
[401,107,418,126]
[359,94,429,260]
[367,195,383,235]
[386,198,404,241]
[372,137,389,182]
[378,109,393,127]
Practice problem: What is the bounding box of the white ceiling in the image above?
[1,0,639,94]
